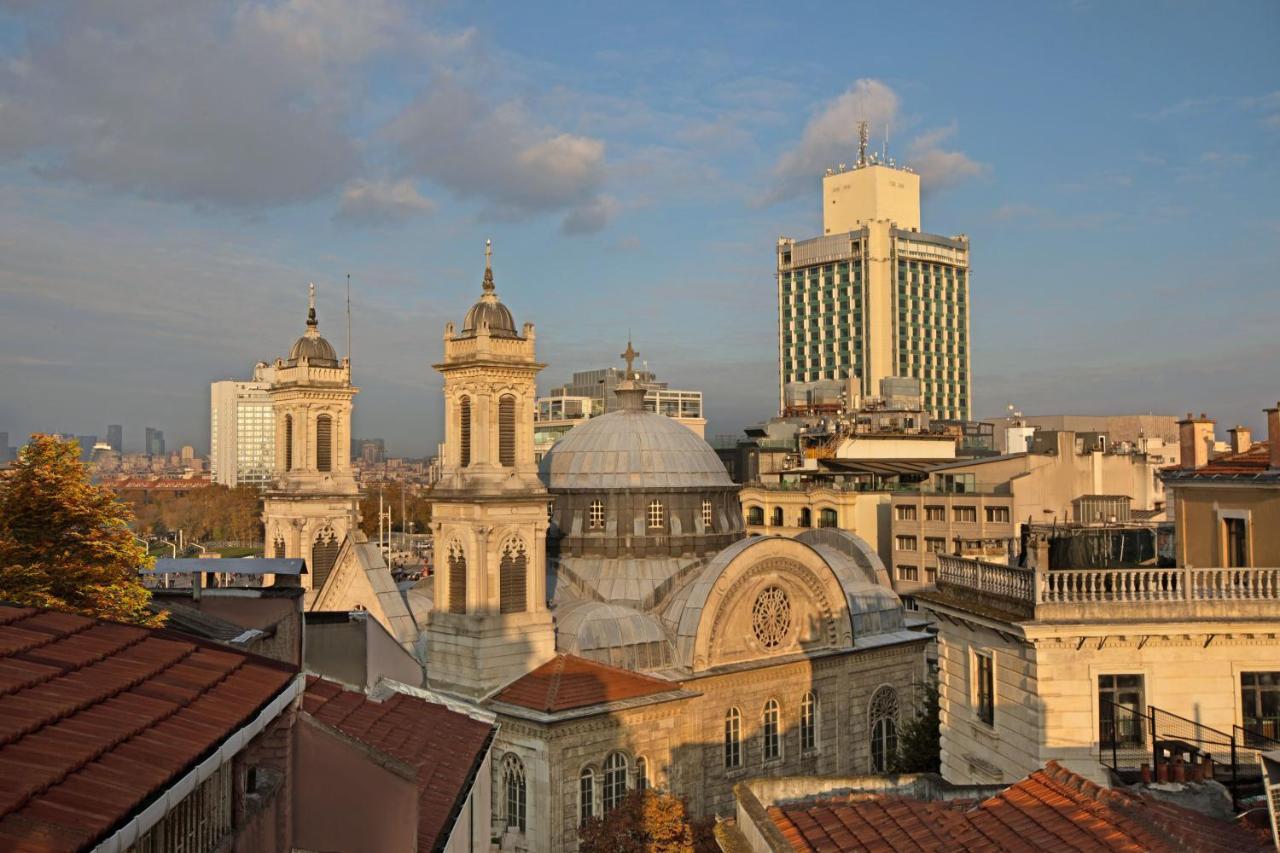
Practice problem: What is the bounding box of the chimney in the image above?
[1228,425,1252,455]
[1267,404,1280,470]
[1178,412,1215,471]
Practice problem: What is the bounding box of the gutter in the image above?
[93,673,305,852]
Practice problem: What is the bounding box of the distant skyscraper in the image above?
[0,432,8,463]
[75,436,97,462]
[107,424,123,453]
[210,364,276,488]
[144,427,165,457]
[776,122,971,420]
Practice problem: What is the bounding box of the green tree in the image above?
[358,481,432,537]
[892,678,941,774]
[578,789,714,853]
[0,435,161,626]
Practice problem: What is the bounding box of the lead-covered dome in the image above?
[459,240,518,338]
[288,284,339,365]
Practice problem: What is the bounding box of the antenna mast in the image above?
[857,121,869,167]
[346,272,352,372]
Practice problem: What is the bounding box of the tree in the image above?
[0,435,162,626]
[358,481,432,538]
[892,678,941,774]
[578,789,714,853]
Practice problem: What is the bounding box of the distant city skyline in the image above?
[1,2,1277,457]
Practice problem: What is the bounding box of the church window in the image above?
[647,500,664,529]
[752,586,791,650]
[315,414,332,472]
[798,507,812,527]
[589,499,604,529]
[273,535,286,559]
[459,397,472,467]
[499,394,517,467]
[771,507,784,526]
[801,691,818,753]
[702,500,713,530]
[284,415,293,471]
[311,525,340,588]
[762,699,781,761]
[578,768,595,824]
[724,708,742,769]
[501,754,526,833]
[634,756,649,792]
[499,538,527,614]
[747,506,764,526]
[869,686,899,772]
[819,508,838,528]
[603,752,628,812]
[448,540,466,614]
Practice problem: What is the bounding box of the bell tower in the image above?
[261,284,360,597]
[426,242,555,698]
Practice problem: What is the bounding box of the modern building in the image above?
[778,122,971,421]
[0,431,8,463]
[107,422,123,453]
[210,365,276,488]
[144,425,165,457]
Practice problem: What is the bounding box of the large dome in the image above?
[539,407,734,491]
[461,298,517,338]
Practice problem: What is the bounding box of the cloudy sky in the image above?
[1,1,1277,456]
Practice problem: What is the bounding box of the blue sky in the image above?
[0,0,1277,456]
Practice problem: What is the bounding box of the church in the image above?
[261,249,929,852]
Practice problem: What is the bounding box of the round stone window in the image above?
[751,586,792,649]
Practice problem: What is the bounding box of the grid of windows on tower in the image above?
[779,262,865,383]
[895,259,969,418]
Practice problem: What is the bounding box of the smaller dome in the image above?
[289,331,338,364]
[556,600,673,672]
[461,298,517,338]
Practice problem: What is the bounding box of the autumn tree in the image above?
[0,435,161,626]
[578,789,714,853]
[358,481,432,538]
[892,678,941,773]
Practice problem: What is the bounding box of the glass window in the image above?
[895,535,918,551]
[724,708,742,768]
[702,500,714,530]
[897,565,919,581]
[925,505,945,522]
[771,507,784,526]
[1099,674,1145,748]
[925,537,946,554]
[869,686,899,772]
[603,752,628,811]
[954,506,977,523]
[896,505,917,521]
[985,506,1011,524]
[819,508,838,528]
[762,699,781,761]
[1225,517,1249,567]
[1242,672,1280,740]
[800,692,817,753]
[635,756,649,792]
[502,754,526,833]
[578,768,594,825]
[648,500,664,529]
[747,506,764,526]
[974,651,995,726]
[798,508,812,528]
[589,499,604,529]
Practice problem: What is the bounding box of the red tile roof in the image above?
[302,677,495,852]
[491,654,676,713]
[767,762,1274,852]
[1165,441,1276,479]
[0,603,296,853]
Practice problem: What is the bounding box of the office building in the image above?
[0,432,7,463]
[144,426,165,457]
[75,435,96,461]
[777,121,972,421]
[210,364,276,487]
[107,423,123,453]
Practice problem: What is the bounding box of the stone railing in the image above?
[936,555,1035,615]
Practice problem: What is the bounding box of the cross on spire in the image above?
[621,339,639,378]
[306,282,318,327]
[482,239,495,293]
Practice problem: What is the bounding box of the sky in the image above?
[0,0,1277,457]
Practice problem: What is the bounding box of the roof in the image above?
[0,603,296,852]
[302,677,495,852]
[818,458,947,476]
[766,761,1273,852]
[1163,441,1279,482]
[152,558,306,575]
[492,654,676,713]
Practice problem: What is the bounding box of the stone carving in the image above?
[751,586,792,649]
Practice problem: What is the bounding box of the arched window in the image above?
[701,500,713,530]
[798,507,812,528]
[747,506,764,525]
[501,754,526,833]
[315,414,332,472]
[311,525,340,588]
[603,752,628,812]
[273,535,286,559]
[459,396,472,467]
[724,708,742,768]
[447,540,466,614]
[589,499,604,529]
[801,691,818,753]
[762,699,781,761]
[771,506,784,526]
[819,508,838,528]
[869,686,900,772]
[647,500,664,529]
[498,394,516,467]
[635,756,649,792]
[283,414,293,471]
[578,768,595,825]
[499,538,527,614]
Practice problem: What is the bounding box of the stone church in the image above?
[421,248,931,851]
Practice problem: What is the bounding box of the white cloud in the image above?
[335,178,435,225]
[560,195,619,235]
[904,124,987,195]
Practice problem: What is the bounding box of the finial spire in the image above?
[621,338,639,379]
[482,239,495,293]
[307,282,318,327]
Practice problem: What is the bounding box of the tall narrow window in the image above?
[459,397,472,467]
[747,506,764,525]
[499,538,527,614]
[771,507,784,526]
[634,756,649,792]
[589,499,604,529]
[1242,672,1280,741]
[499,394,516,467]
[502,754,526,833]
[974,651,995,726]
[315,414,332,472]
[579,768,595,825]
[800,691,817,753]
[1099,674,1145,748]
[648,500,664,529]
[603,753,628,812]
[448,540,466,614]
[724,708,742,768]
[869,686,899,772]
[799,507,812,528]
[762,699,781,761]
[311,526,340,588]
[1225,517,1249,567]
[702,500,713,530]
[284,414,293,471]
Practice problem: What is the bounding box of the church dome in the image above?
[459,239,518,338]
[287,284,339,365]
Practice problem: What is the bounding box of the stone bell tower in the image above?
[261,284,360,597]
[426,242,555,698]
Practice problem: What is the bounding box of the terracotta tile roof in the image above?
[302,677,495,852]
[0,603,296,852]
[1164,441,1277,480]
[491,654,676,713]
[767,762,1274,852]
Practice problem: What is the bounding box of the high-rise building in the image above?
[776,121,971,421]
[211,365,276,487]
[0,432,8,463]
[144,427,165,457]
[75,436,97,462]
[107,424,123,453]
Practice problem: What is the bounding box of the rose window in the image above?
[751,586,792,649]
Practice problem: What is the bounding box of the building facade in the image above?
[145,425,165,457]
[777,125,971,421]
[210,364,276,488]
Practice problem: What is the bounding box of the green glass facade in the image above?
[779,260,864,384]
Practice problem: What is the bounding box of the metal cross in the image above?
[621,339,639,377]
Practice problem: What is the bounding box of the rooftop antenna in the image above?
[882,122,888,162]
[856,120,869,168]
[346,273,352,370]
